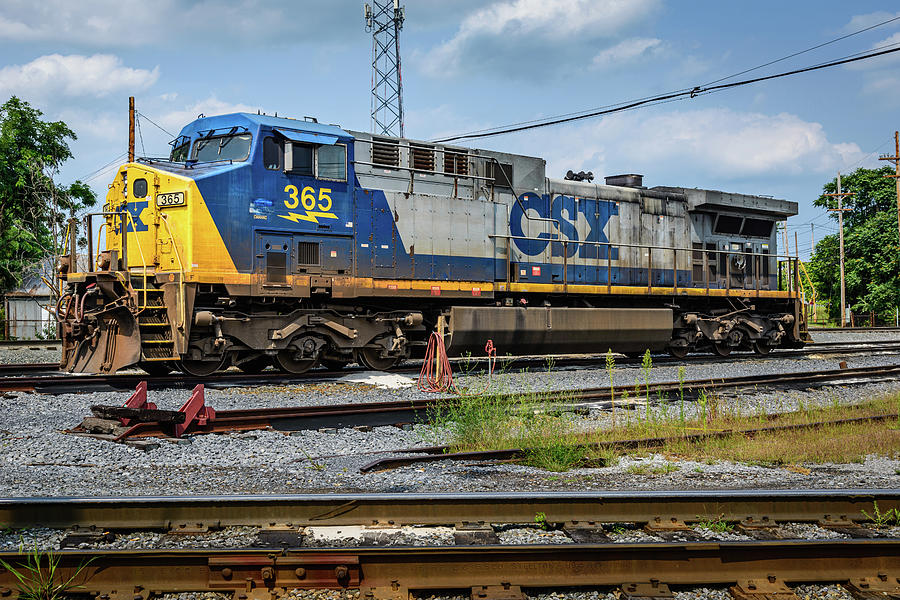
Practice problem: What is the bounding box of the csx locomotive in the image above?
[57,112,807,375]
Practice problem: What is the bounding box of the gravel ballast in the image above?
[1,335,900,496]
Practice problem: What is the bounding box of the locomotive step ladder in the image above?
[133,274,178,362]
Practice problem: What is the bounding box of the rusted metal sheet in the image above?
[446,306,673,356]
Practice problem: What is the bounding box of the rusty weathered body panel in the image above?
[446,306,673,356]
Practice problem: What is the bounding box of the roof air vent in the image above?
[605,174,644,188]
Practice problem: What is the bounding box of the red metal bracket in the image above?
[174,384,216,437]
[118,381,157,426]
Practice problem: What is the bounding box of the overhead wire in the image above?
[436,14,900,142]
[697,13,900,87]
[434,45,900,143]
[136,111,175,138]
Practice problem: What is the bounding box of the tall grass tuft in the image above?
[0,540,94,600]
[606,349,616,428]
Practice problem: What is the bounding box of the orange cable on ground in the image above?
[418,334,496,394]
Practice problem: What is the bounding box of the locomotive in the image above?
[56,112,807,375]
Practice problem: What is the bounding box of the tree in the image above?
[0,96,95,292]
[808,166,900,322]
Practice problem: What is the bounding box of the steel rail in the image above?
[0,490,897,529]
[6,340,900,393]
[64,362,900,439]
[0,540,898,599]
[0,362,61,375]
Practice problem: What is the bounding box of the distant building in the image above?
[3,255,87,340]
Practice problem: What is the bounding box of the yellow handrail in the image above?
[123,212,149,312]
[797,260,817,324]
[158,213,186,330]
[95,222,108,268]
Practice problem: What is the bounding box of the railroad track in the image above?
[64,361,900,442]
[6,340,900,393]
[0,491,898,600]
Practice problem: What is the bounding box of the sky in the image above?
[2,0,900,260]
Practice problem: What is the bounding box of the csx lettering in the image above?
[125,201,149,232]
[509,193,618,260]
[284,185,332,212]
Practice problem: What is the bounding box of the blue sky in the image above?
[2,0,899,259]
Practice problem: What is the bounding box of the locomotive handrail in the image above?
[122,212,149,312]
[489,233,799,297]
[158,213,187,331]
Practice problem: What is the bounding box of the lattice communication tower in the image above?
[365,0,405,138]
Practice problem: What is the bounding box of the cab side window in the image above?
[290,144,314,176]
[263,137,282,170]
[317,144,346,181]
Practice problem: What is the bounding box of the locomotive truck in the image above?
[56,112,807,375]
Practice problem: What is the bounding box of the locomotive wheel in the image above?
[139,361,176,376]
[274,350,318,374]
[711,343,732,357]
[753,340,772,355]
[321,358,351,371]
[666,345,689,359]
[357,347,401,371]
[179,356,227,376]
[236,355,271,374]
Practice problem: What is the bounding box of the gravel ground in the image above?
[3,518,895,552]
[1,332,900,496]
[152,586,860,600]
[0,346,60,365]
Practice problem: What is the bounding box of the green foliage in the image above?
[0,96,95,292]
[808,167,900,321]
[860,501,900,528]
[0,539,94,600]
[694,515,734,533]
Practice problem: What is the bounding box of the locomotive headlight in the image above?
[156,191,185,207]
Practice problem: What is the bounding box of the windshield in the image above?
[191,133,252,162]
[170,141,189,162]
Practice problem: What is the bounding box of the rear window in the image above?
[191,133,252,162]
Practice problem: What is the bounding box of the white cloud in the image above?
[0,54,158,100]
[844,10,900,33]
[0,0,349,47]
[591,38,662,70]
[531,108,864,181]
[418,0,660,78]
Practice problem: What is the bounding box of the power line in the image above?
[434,44,900,143]
[436,15,900,143]
[698,13,900,87]
[136,111,175,138]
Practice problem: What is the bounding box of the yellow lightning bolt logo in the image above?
[278,210,339,224]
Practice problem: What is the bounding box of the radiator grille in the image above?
[410,144,435,171]
[444,151,468,175]
[298,241,319,265]
[372,138,399,167]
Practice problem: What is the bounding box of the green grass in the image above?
[423,377,900,473]
[0,540,94,600]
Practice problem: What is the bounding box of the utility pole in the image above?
[364,0,405,138]
[824,172,854,327]
[878,130,900,246]
[128,96,135,163]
